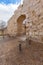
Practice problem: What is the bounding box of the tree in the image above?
[0,20,7,38]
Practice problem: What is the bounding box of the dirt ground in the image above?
[0,36,43,65]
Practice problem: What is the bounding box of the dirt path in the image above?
[0,37,43,65]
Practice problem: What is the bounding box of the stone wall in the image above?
[7,0,43,42]
[25,0,43,42]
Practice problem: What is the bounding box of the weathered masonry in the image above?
[7,0,43,42]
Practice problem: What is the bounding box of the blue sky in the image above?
[0,0,23,22]
[0,0,21,4]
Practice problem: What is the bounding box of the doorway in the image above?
[17,15,26,36]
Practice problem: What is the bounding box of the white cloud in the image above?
[0,0,23,22]
[21,0,23,4]
[0,3,19,22]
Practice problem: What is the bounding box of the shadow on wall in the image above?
[17,15,26,36]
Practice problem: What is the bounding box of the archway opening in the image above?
[17,15,26,36]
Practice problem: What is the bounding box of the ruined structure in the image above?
[7,0,43,42]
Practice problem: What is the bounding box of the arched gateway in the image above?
[17,15,26,36]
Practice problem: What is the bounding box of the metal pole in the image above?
[19,43,22,51]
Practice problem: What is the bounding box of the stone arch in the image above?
[17,15,26,36]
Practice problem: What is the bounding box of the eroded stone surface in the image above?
[6,0,43,42]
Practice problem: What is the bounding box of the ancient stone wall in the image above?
[25,0,43,42]
[7,0,43,42]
